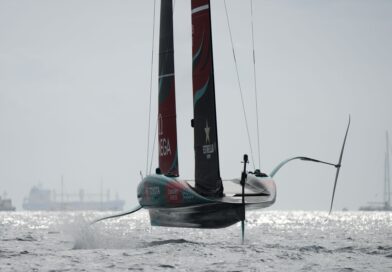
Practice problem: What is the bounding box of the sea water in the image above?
[0,211,391,271]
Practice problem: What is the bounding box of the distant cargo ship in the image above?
[23,185,125,211]
[359,131,391,211]
[0,194,16,211]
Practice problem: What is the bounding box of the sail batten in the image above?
[158,0,179,177]
[191,0,223,196]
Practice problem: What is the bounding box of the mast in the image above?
[191,0,223,196]
[385,131,390,209]
[158,0,179,177]
[61,175,64,210]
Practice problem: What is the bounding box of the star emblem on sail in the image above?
[205,120,210,144]
[203,120,214,158]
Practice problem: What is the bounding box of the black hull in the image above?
[149,203,243,229]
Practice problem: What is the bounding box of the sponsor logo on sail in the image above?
[160,138,172,157]
[158,114,163,136]
[158,113,172,157]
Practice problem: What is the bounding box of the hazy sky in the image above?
[1,0,391,211]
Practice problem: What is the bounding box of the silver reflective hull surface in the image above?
[139,174,276,228]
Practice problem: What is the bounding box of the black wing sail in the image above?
[191,0,223,196]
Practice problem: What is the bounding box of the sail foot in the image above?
[195,179,224,197]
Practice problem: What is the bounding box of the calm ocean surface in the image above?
[0,211,391,271]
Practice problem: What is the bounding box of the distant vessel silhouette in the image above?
[359,131,391,211]
[0,193,15,211]
[23,183,125,211]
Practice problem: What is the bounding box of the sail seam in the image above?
[192,4,209,14]
[159,73,175,79]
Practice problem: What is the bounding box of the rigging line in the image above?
[224,0,256,170]
[146,0,157,175]
[250,0,261,170]
[149,116,159,175]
